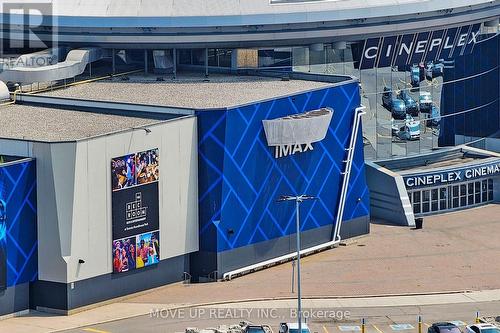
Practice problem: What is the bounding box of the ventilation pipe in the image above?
[0,47,106,84]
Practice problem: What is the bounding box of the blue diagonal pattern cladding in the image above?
[0,160,38,287]
[197,81,370,253]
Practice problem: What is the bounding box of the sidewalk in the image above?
[3,289,500,333]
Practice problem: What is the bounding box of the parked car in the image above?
[391,99,407,119]
[426,61,445,80]
[419,91,433,112]
[426,105,441,127]
[382,86,394,108]
[382,87,407,119]
[429,323,464,333]
[466,324,500,333]
[245,325,273,333]
[410,65,421,87]
[398,90,419,116]
[392,116,420,141]
[279,323,311,333]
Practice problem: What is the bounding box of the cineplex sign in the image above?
[356,23,481,70]
[404,161,500,188]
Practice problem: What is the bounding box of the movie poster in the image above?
[111,149,160,274]
[0,198,6,290]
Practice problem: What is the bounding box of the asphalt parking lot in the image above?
[59,300,500,333]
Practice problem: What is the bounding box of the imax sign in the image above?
[262,108,333,159]
[357,24,481,70]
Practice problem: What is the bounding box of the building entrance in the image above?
[408,178,494,216]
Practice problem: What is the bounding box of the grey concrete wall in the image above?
[365,162,415,227]
[0,116,199,285]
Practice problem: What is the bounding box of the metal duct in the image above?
[0,48,106,84]
[0,81,9,101]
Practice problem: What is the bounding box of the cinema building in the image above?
[0,0,498,316]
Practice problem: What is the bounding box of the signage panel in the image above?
[356,24,481,70]
[404,161,500,188]
[262,108,333,159]
[111,149,160,273]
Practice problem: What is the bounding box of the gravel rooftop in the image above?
[0,104,163,142]
[40,73,332,109]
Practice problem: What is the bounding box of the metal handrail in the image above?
[208,270,218,282]
[182,271,192,284]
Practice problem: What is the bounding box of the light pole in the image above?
[278,194,317,333]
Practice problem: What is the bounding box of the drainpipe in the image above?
[332,106,366,243]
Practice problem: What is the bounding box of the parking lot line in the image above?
[373,324,385,333]
[82,328,111,333]
[390,324,415,331]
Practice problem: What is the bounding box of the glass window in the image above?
[413,191,421,203]
[468,183,474,205]
[431,189,439,200]
[482,180,488,202]
[218,49,232,68]
[414,203,421,214]
[460,184,467,197]
[422,202,430,213]
[488,179,494,201]
[208,49,217,66]
[178,49,192,65]
[475,181,481,193]
[423,190,430,202]
[192,49,205,65]
[439,187,447,200]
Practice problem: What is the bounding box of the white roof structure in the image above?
[1,0,499,47]
[46,0,498,26]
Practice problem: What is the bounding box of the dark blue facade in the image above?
[0,158,37,315]
[195,81,370,277]
[441,33,500,145]
[0,160,37,288]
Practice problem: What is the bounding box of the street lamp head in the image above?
[277,194,317,202]
[277,195,296,202]
[298,195,317,202]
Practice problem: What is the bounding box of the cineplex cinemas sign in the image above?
[404,161,500,188]
[357,23,481,70]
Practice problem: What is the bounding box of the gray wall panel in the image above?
[0,283,30,316]
[216,216,369,278]
[365,162,415,227]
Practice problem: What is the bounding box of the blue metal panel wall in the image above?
[0,160,37,287]
[441,34,500,145]
[197,82,370,254]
